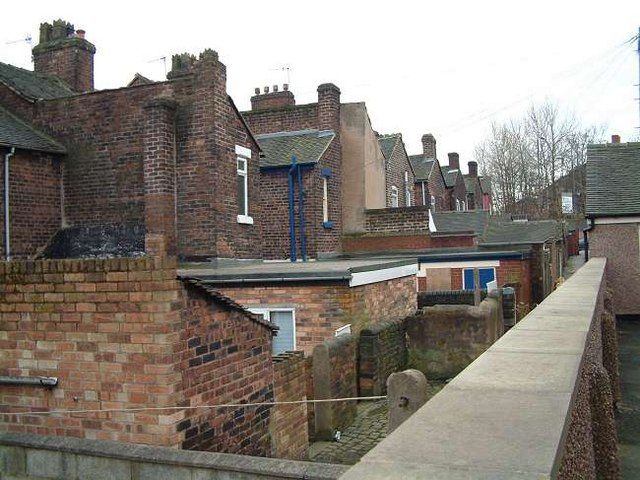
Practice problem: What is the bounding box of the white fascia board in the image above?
[420,260,500,269]
[235,145,252,158]
[349,263,418,288]
[429,209,437,233]
[593,216,640,225]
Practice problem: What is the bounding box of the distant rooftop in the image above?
[408,154,435,181]
[0,105,66,153]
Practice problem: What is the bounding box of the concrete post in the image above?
[387,369,428,433]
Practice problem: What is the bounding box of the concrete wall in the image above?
[340,258,620,479]
[590,222,640,315]
[0,433,348,480]
[405,291,503,380]
[340,103,386,234]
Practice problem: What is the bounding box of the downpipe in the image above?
[584,217,595,262]
[3,147,14,260]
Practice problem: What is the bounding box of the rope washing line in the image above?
[0,395,387,417]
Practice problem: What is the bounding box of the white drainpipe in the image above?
[4,147,15,260]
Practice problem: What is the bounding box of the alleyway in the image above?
[617,318,640,479]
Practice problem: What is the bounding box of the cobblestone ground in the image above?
[309,382,445,465]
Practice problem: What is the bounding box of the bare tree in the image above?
[476,100,604,217]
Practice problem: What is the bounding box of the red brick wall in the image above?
[0,149,62,259]
[33,43,94,93]
[414,161,447,211]
[567,229,580,257]
[342,232,476,253]
[243,104,318,134]
[179,284,274,456]
[385,138,415,207]
[218,275,417,355]
[364,206,429,234]
[0,85,34,121]
[0,256,277,456]
[270,352,309,460]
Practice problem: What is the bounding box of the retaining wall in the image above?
[358,320,407,396]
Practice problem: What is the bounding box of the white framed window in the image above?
[236,145,253,225]
[456,199,461,211]
[249,307,296,354]
[391,186,399,208]
[461,200,466,211]
[335,324,352,337]
[430,195,436,210]
[404,171,411,206]
[323,177,329,223]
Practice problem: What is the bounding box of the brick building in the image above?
[440,152,468,211]
[408,134,447,210]
[463,161,483,210]
[586,137,640,315]
[1,20,262,262]
[378,133,415,208]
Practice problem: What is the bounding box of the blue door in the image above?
[463,268,496,290]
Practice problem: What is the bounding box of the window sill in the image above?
[322,221,334,229]
[237,215,254,225]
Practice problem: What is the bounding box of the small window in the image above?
[323,177,329,223]
[456,199,461,211]
[249,308,296,354]
[236,146,253,224]
[430,195,436,210]
[463,267,496,290]
[391,186,399,208]
[462,200,466,211]
[335,324,352,337]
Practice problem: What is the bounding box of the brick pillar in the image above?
[422,134,436,159]
[143,98,178,256]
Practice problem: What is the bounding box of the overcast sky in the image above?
[3,1,640,173]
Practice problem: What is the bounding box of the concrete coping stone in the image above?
[0,433,348,480]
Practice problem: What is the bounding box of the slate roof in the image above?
[0,105,66,153]
[0,61,74,100]
[256,129,335,168]
[479,176,492,194]
[463,175,479,192]
[440,166,459,188]
[481,220,561,245]
[586,142,640,217]
[431,210,490,235]
[127,73,154,87]
[408,154,435,181]
[378,134,399,159]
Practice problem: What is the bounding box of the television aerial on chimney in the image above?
[5,35,32,46]
[147,56,167,76]
[269,65,291,85]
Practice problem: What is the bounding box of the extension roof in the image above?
[0,61,74,101]
[481,219,561,245]
[0,105,66,153]
[256,129,335,168]
[586,142,640,217]
[431,210,490,235]
[408,154,435,181]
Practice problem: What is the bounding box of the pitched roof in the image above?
[127,73,154,87]
[256,129,335,168]
[0,61,74,100]
[440,166,460,188]
[481,219,561,245]
[0,105,66,153]
[378,134,399,159]
[463,175,479,192]
[586,142,640,217]
[479,176,492,194]
[409,154,435,181]
[432,210,489,235]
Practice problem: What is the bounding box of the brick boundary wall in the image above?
[363,206,429,234]
[358,320,407,397]
[342,232,475,253]
[270,351,309,460]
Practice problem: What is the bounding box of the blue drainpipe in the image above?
[288,156,297,262]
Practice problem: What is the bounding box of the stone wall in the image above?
[312,334,358,440]
[417,289,487,308]
[270,352,309,460]
[405,291,503,380]
[358,320,407,396]
[0,433,348,480]
[0,149,62,259]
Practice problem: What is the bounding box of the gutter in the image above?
[3,147,14,260]
[185,275,351,285]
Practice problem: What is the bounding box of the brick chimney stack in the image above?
[250,85,296,111]
[611,134,621,143]
[448,152,460,170]
[317,83,341,132]
[468,161,478,177]
[422,134,436,158]
[32,19,96,92]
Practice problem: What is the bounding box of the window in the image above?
[462,267,496,290]
[430,195,436,210]
[236,145,253,224]
[404,171,411,206]
[456,199,461,211]
[249,308,296,354]
[335,324,352,337]
[461,200,466,211]
[391,186,399,208]
[323,177,329,223]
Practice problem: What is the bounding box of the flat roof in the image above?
[336,247,528,263]
[178,258,418,286]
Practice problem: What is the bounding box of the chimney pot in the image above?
[611,134,621,144]
[254,87,260,95]
[283,83,289,91]
[264,86,269,94]
[273,85,278,92]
